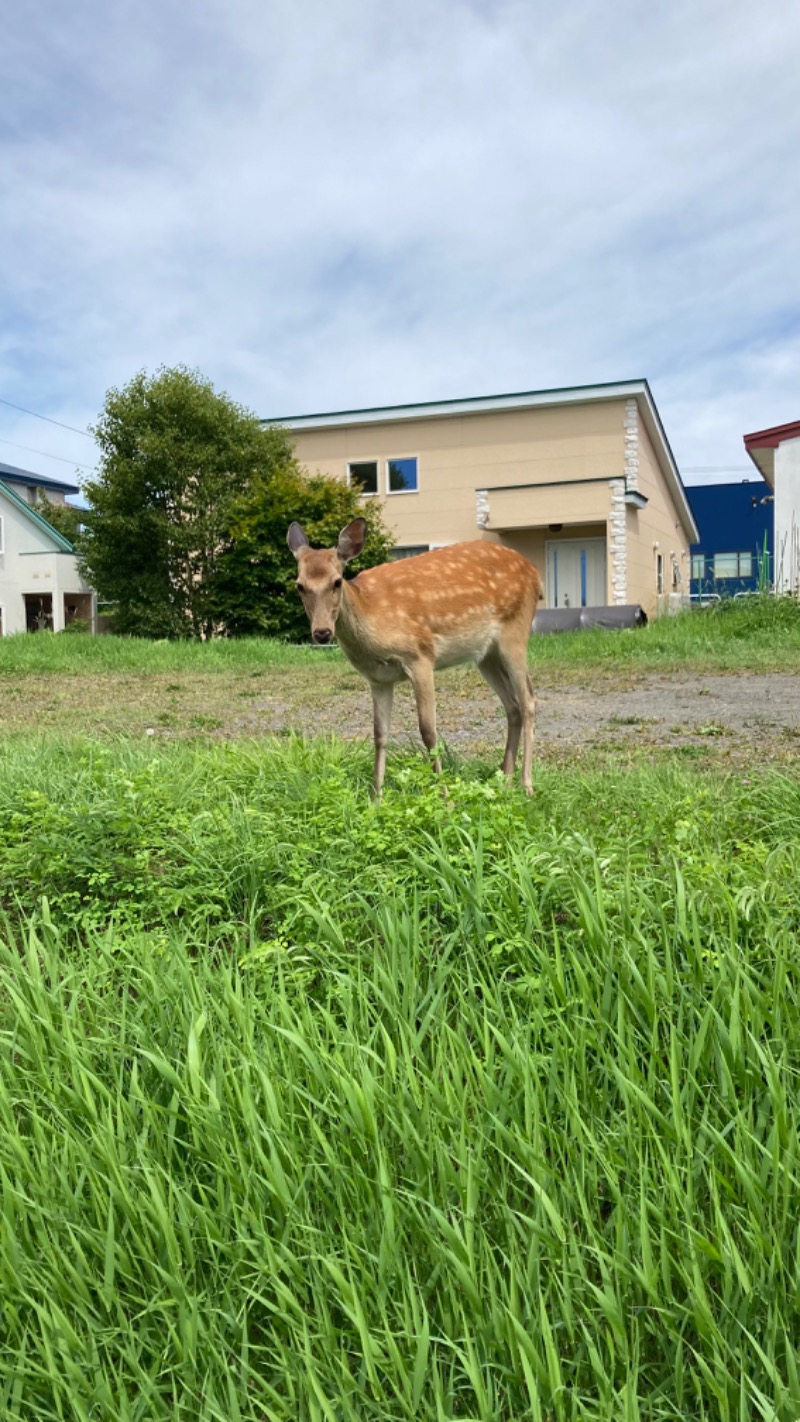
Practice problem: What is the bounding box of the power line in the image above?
[0,395,95,439]
[0,435,95,474]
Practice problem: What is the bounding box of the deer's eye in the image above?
[296,582,306,594]
[333,578,342,590]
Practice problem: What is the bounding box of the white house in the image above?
[744,421,800,594]
[0,463,95,635]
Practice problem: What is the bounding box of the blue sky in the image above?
[1,0,798,488]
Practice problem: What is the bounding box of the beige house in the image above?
[0,466,95,635]
[271,380,698,619]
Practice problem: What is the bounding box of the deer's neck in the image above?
[335,579,383,666]
[336,579,366,649]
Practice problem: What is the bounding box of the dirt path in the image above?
[226,669,800,766]
[4,666,800,766]
[531,673,800,749]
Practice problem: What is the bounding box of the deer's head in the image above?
[287,518,366,644]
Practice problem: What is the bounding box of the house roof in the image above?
[743,420,800,486]
[0,478,75,552]
[266,378,658,429]
[0,459,80,495]
[265,377,698,542]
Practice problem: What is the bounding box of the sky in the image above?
[1,0,798,490]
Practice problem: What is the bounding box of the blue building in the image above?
[686,480,774,598]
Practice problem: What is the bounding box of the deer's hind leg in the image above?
[479,640,536,793]
[477,651,522,777]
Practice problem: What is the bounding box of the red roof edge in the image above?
[743,419,800,451]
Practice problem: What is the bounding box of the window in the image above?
[656,553,664,594]
[713,552,753,579]
[387,457,418,493]
[691,554,706,581]
[348,457,419,495]
[389,545,428,560]
[348,461,379,496]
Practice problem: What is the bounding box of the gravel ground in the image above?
[4,665,800,766]
[226,669,800,766]
[532,673,800,747]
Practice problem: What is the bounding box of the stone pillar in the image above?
[624,398,639,492]
[608,478,627,605]
[476,489,490,529]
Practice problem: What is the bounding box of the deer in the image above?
[287,518,541,796]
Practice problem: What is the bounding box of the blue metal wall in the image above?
[686,480,774,597]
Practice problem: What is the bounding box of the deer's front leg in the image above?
[409,660,441,774]
[370,681,394,797]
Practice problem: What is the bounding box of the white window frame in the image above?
[389,545,429,560]
[713,551,752,580]
[346,459,380,497]
[385,454,420,496]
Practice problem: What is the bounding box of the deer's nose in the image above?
[313,628,333,645]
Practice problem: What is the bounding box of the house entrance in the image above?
[545,537,607,609]
[64,593,93,629]
[24,593,53,632]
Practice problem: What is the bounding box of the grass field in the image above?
[2,601,800,1418]
[2,595,800,747]
[2,594,800,681]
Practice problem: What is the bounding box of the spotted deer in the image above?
[287,519,541,795]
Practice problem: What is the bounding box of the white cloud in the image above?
[0,0,797,484]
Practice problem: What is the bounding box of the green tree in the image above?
[210,463,394,639]
[33,492,84,546]
[79,367,295,638]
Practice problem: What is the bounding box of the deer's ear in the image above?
[287,523,309,559]
[337,518,366,564]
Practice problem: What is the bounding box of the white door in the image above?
[546,538,607,609]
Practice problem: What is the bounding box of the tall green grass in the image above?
[0,631,332,675]
[2,738,800,1418]
[2,593,800,679]
[528,592,800,674]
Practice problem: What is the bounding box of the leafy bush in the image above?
[80,366,297,638]
[77,366,394,640]
[210,462,394,639]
